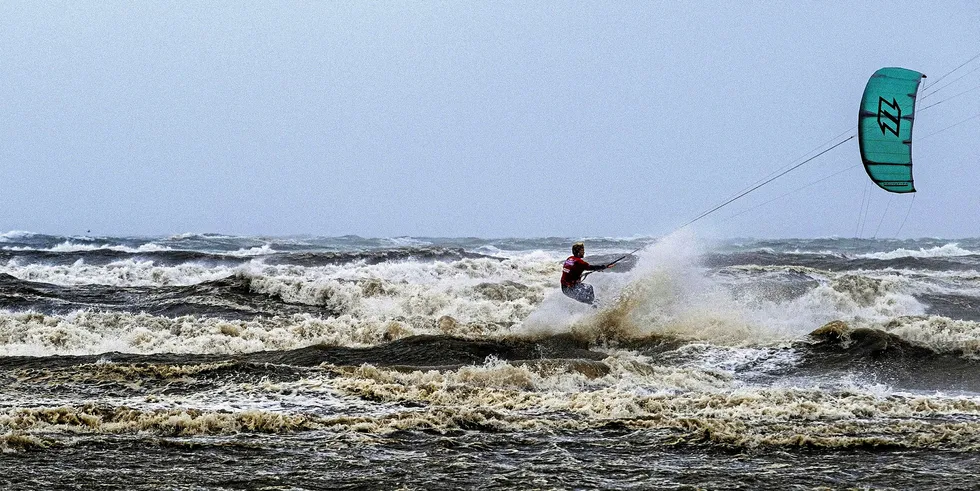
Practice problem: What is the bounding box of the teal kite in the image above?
[858,67,926,193]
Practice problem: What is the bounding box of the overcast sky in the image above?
[2,1,978,238]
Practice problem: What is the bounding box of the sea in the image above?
[2,230,980,490]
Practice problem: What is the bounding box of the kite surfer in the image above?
[560,242,612,305]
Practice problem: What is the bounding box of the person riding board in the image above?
[560,242,613,305]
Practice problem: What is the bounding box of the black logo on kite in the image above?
[877,97,902,137]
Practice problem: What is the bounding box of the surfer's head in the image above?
[572,242,585,257]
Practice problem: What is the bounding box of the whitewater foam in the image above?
[0,258,239,287]
[1,241,173,254]
[857,243,978,260]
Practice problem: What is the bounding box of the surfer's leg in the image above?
[561,285,575,301]
[562,284,595,305]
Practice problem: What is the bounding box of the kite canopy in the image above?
[858,67,926,193]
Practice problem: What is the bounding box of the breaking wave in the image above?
[857,243,979,260]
